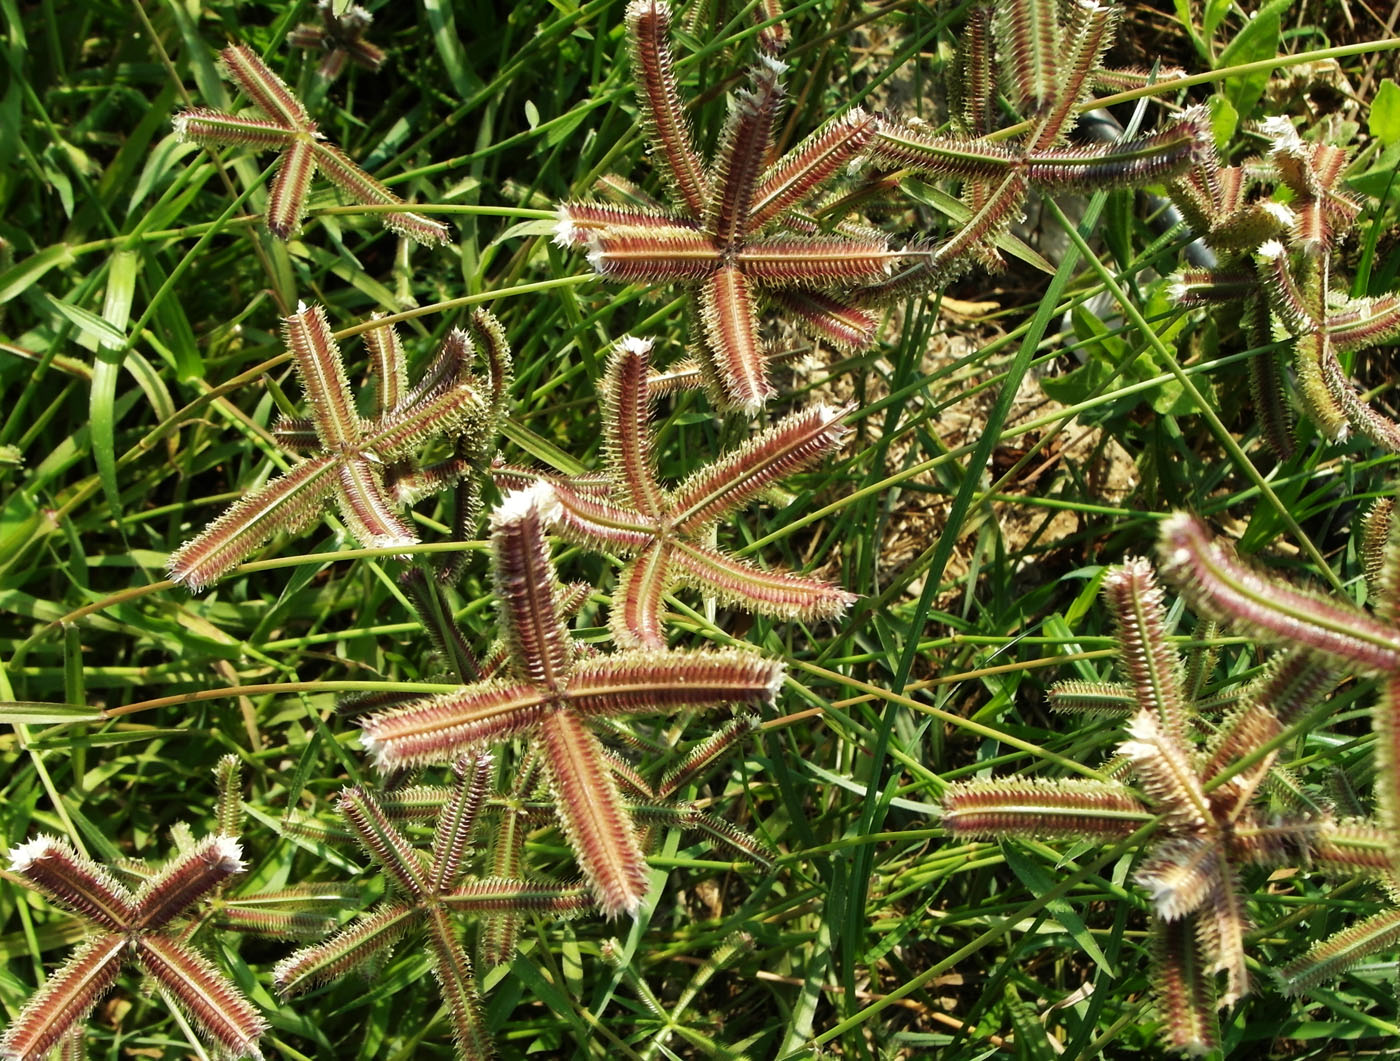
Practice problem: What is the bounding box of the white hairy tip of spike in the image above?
[553,205,583,248]
[171,112,191,138]
[1261,201,1295,226]
[355,728,395,773]
[1258,116,1296,139]
[1158,511,1195,544]
[1167,279,1189,304]
[208,834,247,873]
[368,533,418,552]
[8,836,59,872]
[766,660,788,699]
[490,480,561,529]
[619,335,655,357]
[757,54,789,79]
[585,244,607,273]
[296,299,310,314]
[1257,239,1288,260]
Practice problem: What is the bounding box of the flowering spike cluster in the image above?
[359,484,785,916]
[498,335,856,647]
[287,1,385,82]
[1150,510,1400,1000]
[555,0,904,412]
[940,548,1400,1053]
[274,755,591,1061]
[1164,116,1400,456]
[174,45,446,243]
[0,833,265,1061]
[168,304,505,591]
[868,0,1208,273]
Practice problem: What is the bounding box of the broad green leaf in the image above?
[1370,79,1400,147]
[1208,94,1238,149]
[1216,0,1288,120]
[1202,0,1231,41]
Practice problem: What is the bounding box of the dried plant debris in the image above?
[169,304,508,591]
[174,44,447,243]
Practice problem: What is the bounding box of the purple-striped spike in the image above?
[515,336,853,645]
[556,7,902,413]
[2,833,265,1061]
[276,768,590,1058]
[1158,513,1400,674]
[625,0,709,219]
[174,44,445,245]
[358,482,784,919]
[169,305,501,591]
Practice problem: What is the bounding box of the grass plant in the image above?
[3,0,1400,1058]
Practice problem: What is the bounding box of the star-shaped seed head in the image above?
[359,484,786,916]
[173,44,446,243]
[0,833,265,1061]
[556,0,907,412]
[274,754,592,1061]
[518,334,855,648]
[1163,115,1400,457]
[287,0,386,82]
[941,554,1394,1054]
[169,303,508,591]
[869,0,1207,273]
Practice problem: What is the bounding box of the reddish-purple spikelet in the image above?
[173,109,298,149]
[219,44,308,128]
[587,227,723,281]
[1099,558,1188,740]
[736,237,897,287]
[360,680,551,771]
[0,936,126,1061]
[8,835,135,931]
[700,265,769,412]
[625,0,709,218]
[941,777,1147,839]
[135,935,268,1060]
[132,835,245,931]
[749,108,875,228]
[565,648,784,718]
[266,137,318,239]
[1158,513,1400,674]
[670,402,851,531]
[287,302,359,449]
[537,707,650,918]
